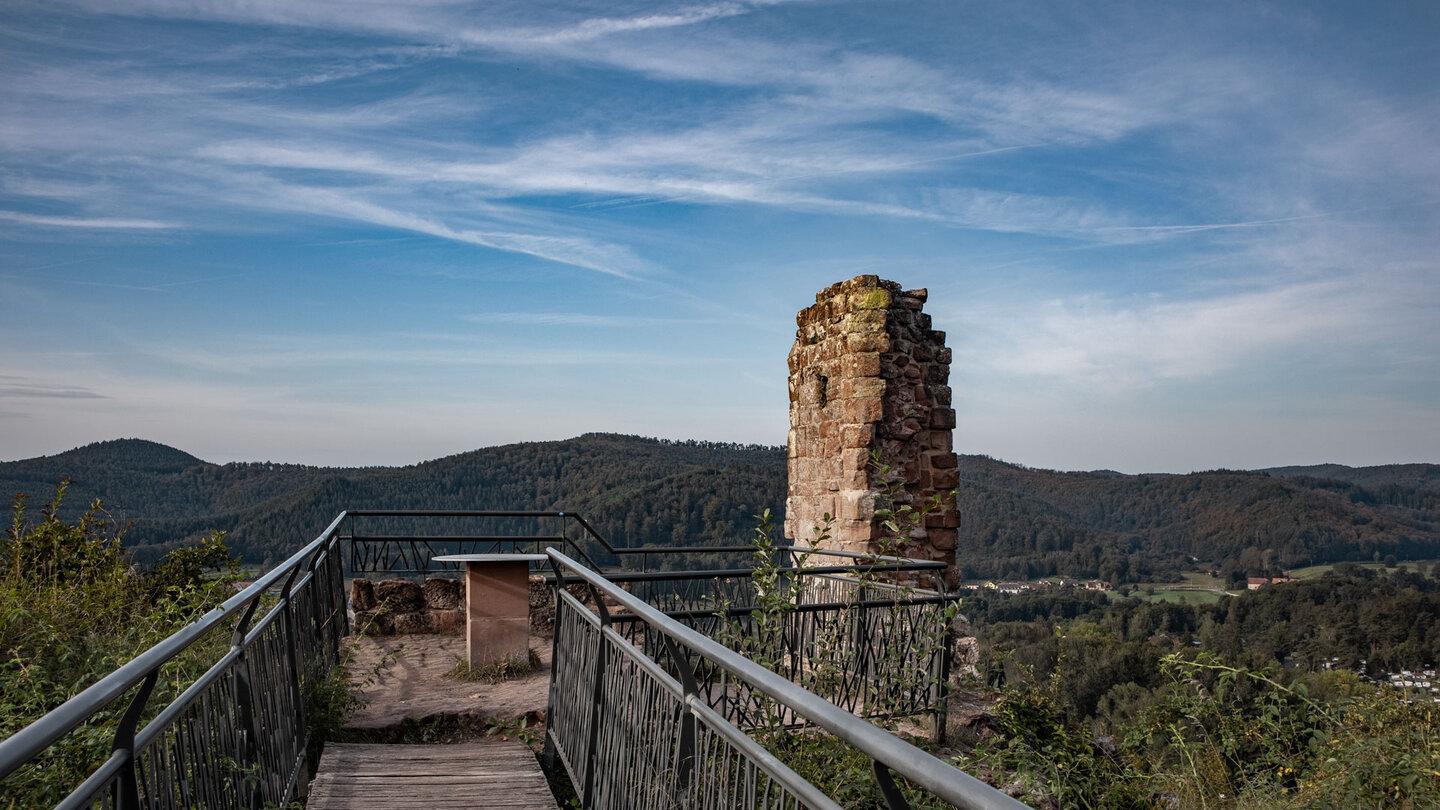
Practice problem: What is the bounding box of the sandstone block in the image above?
[931,408,956,430]
[847,332,890,353]
[374,579,425,612]
[925,508,961,528]
[431,608,465,635]
[851,377,886,399]
[929,528,958,551]
[845,352,882,378]
[354,610,393,636]
[838,491,876,522]
[422,577,462,610]
[847,397,883,423]
[392,610,433,635]
[840,447,870,472]
[929,451,958,469]
[841,469,868,490]
[840,424,875,448]
[349,578,376,611]
[850,287,893,311]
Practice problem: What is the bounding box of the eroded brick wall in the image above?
[784,275,958,580]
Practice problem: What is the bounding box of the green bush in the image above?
[959,648,1440,809]
[0,482,238,808]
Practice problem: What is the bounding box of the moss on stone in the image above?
[853,288,892,310]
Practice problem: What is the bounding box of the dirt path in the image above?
[342,634,551,730]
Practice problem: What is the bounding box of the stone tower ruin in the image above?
[784,275,959,581]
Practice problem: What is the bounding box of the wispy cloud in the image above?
[463,312,700,327]
[125,331,705,376]
[268,185,649,279]
[0,210,178,229]
[1,1,1436,469]
[959,273,1389,393]
[0,381,106,399]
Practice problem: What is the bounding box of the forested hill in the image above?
[3,437,1437,576]
[1262,462,1440,494]
[0,435,786,565]
[956,456,1440,582]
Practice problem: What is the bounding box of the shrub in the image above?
[0,482,238,807]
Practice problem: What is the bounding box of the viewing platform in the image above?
[0,510,1027,810]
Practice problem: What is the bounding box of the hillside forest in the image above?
[2,435,1436,583]
[4,436,1440,807]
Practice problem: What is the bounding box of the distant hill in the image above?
[955,456,1440,582]
[4,436,1437,579]
[1262,462,1440,493]
[0,434,786,565]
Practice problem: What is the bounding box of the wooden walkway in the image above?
[308,741,559,809]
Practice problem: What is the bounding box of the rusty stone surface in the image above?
[785,275,959,582]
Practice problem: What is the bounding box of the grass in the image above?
[1138,588,1227,605]
[446,649,542,683]
[1288,559,1439,579]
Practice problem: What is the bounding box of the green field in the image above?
[1119,586,1230,605]
[1288,559,1439,579]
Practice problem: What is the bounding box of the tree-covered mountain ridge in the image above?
[3,436,1437,578]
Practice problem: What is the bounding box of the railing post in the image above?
[581,583,612,809]
[661,635,697,802]
[232,649,261,809]
[931,618,953,744]
[542,557,566,773]
[930,578,954,744]
[871,760,912,810]
[110,670,157,810]
[280,559,311,801]
[229,593,267,810]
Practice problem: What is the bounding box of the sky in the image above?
[1,1,1437,473]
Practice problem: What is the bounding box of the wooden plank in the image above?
[308,741,559,810]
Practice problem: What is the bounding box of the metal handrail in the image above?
[342,509,953,574]
[0,512,351,809]
[0,512,347,781]
[348,508,787,560]
[544,549,1029,810]
[4,508,1001,809]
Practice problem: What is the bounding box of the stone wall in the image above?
[784,275,958,581]
[349,576,555,636]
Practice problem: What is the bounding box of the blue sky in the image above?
[1,1,1436,472]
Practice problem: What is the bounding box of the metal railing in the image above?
[605,556,961,739]
[3,509,1020,810]
[544,549,1028,810]
[344,512,964,736]
[340,510,760,575]
[0,514,349,810]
